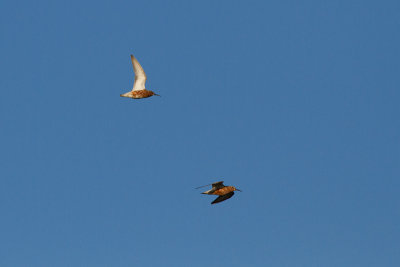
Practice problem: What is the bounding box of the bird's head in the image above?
[233,186,242,192]
[151,91,161,97]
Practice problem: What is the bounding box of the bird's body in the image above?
[120,54,160,99]
[202,185,237,196]
[121,89,157,99]
[197,181,241,204]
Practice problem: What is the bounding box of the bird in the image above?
[120,54,160,99]
[196,181,241,204]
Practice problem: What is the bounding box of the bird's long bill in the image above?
[236,188,242,192]
[154,93,161,96]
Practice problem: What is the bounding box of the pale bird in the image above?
[196,181,241,204]
[120,54,160,99]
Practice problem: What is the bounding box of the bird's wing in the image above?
[211,192,234,204]
[195,181,224,190]
[131,54,147,91]
[212,181,225,190]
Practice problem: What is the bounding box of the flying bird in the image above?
[120,54,160,99]
[196,181,241,204]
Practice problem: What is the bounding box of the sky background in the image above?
[1,0,399,266]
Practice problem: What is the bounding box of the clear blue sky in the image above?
[1,0,399,266]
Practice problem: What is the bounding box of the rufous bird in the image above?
[120,54,160,99]
[196,181,241,204]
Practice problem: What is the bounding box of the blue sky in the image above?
[1,0,399,266]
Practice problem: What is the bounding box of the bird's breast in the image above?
[132,90,153,98]
[213,186,234,195]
